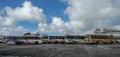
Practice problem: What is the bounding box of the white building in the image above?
[94,28,120,36]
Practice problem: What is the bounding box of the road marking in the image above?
[97,45,112,50]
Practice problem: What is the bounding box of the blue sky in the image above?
[0,0,120,35]
[0,0,68,30]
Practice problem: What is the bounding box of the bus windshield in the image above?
[85,36,89,41]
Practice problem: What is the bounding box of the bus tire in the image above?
[61,42,64,44]
[16,41,24,45]
[43,42,46,44]
[55,41,58,44]
[116,41,118,43]
[35,41,39,44]
[96,41,104,45]
[111,41,113,44]
[48,42,51,44]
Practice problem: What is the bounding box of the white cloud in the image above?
[5,1,46,23]
[0,26,26,35]
[39,0,120,35]
[2,17,15,26]
[0,1,46,27]
[1,0,120,35]
[64,0,120,20]
[63,0,120,34]
[38,16,88,35]
[38,17,74,34]
[0,1,46,35]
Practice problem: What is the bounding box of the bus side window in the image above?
[117,37,120,40]
[85,36,89,41]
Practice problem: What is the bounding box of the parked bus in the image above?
[0,36,5,43]
[65,35,85,44]
[42,36,65,44]
[84,34,116,44]
[49,36,65,44]
[116,36,120,43]
[5,36,20,43]
[5,36,42,45]
[21,36,42,44]
[42,35,49,44]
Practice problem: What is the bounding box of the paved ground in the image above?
[0,43,120,57]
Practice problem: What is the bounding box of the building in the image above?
[94,28,120,36]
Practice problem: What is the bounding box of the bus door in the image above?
[84,35,89,43]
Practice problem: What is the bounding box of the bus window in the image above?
[85,36,89,41]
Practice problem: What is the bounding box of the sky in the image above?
[0,0,120,36]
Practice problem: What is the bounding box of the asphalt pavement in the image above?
[0,43,120,57]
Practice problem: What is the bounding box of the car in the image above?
[6,41,16,44]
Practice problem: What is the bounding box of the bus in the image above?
[84,34,116,44]
[49,36,65,44]
[21,36,42,44]
[65,35,85,44]
[0,36,5,43]
[5,36,42,45]
[116,36,120,43]
[42,35,49,44]
[42,36,65,44]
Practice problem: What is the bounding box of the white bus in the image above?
[49,36,65,44]
[22,36,42,44]
[42,36,65,44]
[65,35,85,44]
[5,36,42,45]
[116,36,120,43]
[0,36,5,43]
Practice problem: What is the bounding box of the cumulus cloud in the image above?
[39,0,120,35]
[64,0,120,19]
[1,0,120,35]
[0,1,46,27]
[5,1,46,24]
[63,0,120,33]
[0,26,26,35]
[0,1,46,35]
[38,17,73,34]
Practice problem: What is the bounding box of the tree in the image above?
[24,32,31,36]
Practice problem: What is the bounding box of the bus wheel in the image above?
[55,41,58,44]
[61,42,64,44]
[43,42,46,44]
[74,41,77,44]
[35,41,39,44]
[116,41,118,43]
[48,42,51,44]
[16,41,24,45]
[96,41,104,45]
[111,41,113,44]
